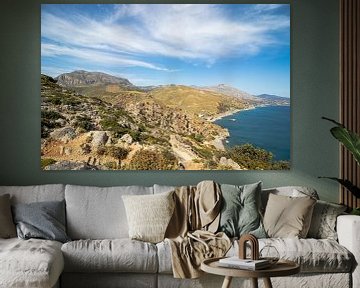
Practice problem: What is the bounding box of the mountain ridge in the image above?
[55,70,134,88]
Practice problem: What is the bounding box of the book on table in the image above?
[218,257,271,270]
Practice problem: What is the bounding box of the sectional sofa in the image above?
[0,183,359,288]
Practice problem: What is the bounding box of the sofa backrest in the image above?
[0,184,65,204]
[65,184,154,240]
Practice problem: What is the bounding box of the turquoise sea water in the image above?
[214,105,290,161]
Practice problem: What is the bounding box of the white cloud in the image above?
[41,43,169,71]
[41,4,289,68]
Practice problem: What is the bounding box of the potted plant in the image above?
[320,117,360,215]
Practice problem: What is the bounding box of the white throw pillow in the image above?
[122,191,175,243]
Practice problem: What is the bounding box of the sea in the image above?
[214,105,290,161]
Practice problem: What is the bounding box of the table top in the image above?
[201,257,300,278]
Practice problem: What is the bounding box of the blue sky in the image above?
[41,4,290,97]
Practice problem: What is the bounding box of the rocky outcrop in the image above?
[50,127,76,142]
[219,157,242,170]
[120,134,133,144]
[91,131,109,147]
[55,70,134,88]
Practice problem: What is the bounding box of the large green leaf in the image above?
[322,117,360,165]
[319,177,360,199]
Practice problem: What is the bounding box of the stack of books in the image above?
[218,257,271,270]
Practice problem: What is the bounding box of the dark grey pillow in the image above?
[218,182,266,238]
[12,200,70,243]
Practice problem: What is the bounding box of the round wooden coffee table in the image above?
[201,257,300,288]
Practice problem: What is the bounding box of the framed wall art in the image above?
[41,4,290,171]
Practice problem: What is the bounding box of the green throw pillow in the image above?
[218,182,266,238]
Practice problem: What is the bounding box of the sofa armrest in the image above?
[337,215,360,288]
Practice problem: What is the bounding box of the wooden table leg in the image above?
[263,277,273,288]
[251,278,258,288]
[221,276,233,288]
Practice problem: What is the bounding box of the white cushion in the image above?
[61,239,158,273]
[0,238,63,288]
[65,185,153,239]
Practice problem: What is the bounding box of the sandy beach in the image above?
[209,105,256,122]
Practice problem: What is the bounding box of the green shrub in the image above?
[271,160,290,170]
[96,145,107,156]
[193,146,213,159]
[100,118,128,138]
[224,144,273,170]
[74,116,93,131]
[103,161,117,170]
[190,133,205,143]
[107,146,129,160]
[41,110,64,120]
[41,110,65,137]
[128,149,177,170]
[41,158,56,169]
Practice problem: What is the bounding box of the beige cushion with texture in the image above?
[263,193,316,238]
[122,191,175,243]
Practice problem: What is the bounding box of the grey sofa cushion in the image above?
[0,184,65,204]
[65,185,153,239]
[12,200,70,243]
[0,238,64,288]
[62,239,158,273]
[0,194,16,238]
[308,200,347,240]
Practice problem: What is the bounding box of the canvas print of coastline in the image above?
[41,4,290,171]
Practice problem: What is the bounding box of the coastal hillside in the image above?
[148,85,248,119]
[41,74,234,170]
[41,70,290,171]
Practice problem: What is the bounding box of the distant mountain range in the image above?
[201,84,259,101]
[256,94,290,105]
[55,70,289,106]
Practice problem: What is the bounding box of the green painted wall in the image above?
[0,0,340,202]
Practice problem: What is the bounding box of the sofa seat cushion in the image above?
[231,238,353,273]
[0,238,64,288]
[62,239,158,273]
[157,238,353,274]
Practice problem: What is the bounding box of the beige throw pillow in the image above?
[263,193,316,238]
[122,191,175,243]
[0,194,17,238]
